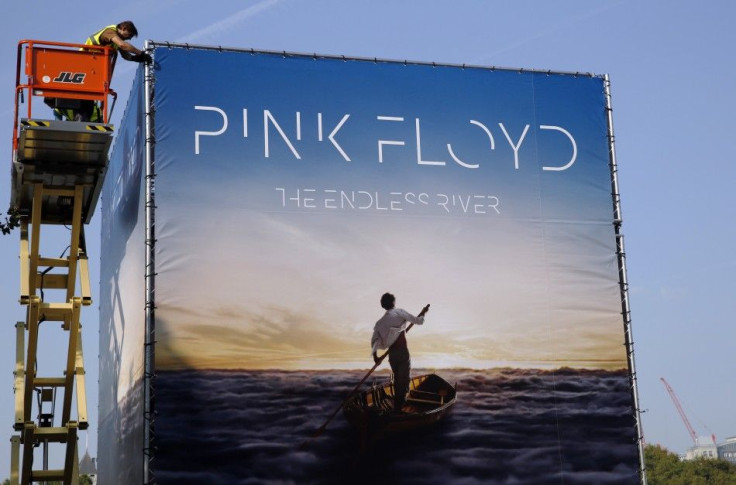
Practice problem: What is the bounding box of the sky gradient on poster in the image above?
[151,47,625,371]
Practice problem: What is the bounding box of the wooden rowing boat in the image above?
[342,373,457,441]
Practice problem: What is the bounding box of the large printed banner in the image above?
[99,66,146,483]
[108,45,639,484]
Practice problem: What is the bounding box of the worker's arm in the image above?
[110,34,142,56]
[103,29,150,62]
[371,328,384,365]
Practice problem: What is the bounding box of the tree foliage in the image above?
[645,444,736,485]
[0,207,21,235]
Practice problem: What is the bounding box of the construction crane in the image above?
[660,377,716,446]
[8,39,116,485]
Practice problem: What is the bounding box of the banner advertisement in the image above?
[104,45,641,484]
[99,66,147,483]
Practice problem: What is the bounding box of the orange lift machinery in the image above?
[9,39,116,485]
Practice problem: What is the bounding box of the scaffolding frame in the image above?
[605,74,647,485]
[142,40,157,485]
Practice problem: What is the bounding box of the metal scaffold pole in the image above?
[142,40,157,485]
[604,74,647,485]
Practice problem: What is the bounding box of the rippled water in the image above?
[153,368,640,484]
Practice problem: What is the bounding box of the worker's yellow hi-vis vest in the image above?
[86,25,119,50]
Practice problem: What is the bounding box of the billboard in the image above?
[100,44,642,484]
[99,65,147,483]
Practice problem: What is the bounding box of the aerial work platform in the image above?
[12,119,112,224]
[9,39,116,485]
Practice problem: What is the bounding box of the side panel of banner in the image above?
[98,66,147,484]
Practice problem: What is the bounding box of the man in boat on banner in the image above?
[371,293,427,413]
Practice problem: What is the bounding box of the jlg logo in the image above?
[52,72,86,84]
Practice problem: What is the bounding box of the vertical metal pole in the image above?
[143,41,156,485]
[43,440,48,485]
[604,74,647,485]
[10,435,20,485]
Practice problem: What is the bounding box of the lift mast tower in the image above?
[8,39,116,485]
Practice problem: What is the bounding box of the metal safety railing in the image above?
[13,39,118,152]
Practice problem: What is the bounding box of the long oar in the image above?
[299,303,430,449]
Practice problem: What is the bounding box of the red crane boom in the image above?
[660,377,698,444]
[660,377,716,445]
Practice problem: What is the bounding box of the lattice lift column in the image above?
[8,39,115,485]
[11,184,93,485]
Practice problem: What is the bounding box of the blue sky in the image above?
[1,0,735,478]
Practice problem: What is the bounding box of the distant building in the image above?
[680,436,736,464]
[79,449,98,484]
[718,436,736,465]
[685,440,718,461]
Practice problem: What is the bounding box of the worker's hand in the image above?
[134,53,153,63]
[373,353,381,365]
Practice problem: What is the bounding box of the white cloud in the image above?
[176,0,281,44]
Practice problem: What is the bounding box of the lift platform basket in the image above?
[11,118,112,224]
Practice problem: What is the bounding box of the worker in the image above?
[48,21,151,121]
[371,293,427,413]
[85,21,151,63]
[76,21,151,121]
[53,105,102,122]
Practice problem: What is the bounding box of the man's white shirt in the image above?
[371,308,424,355]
